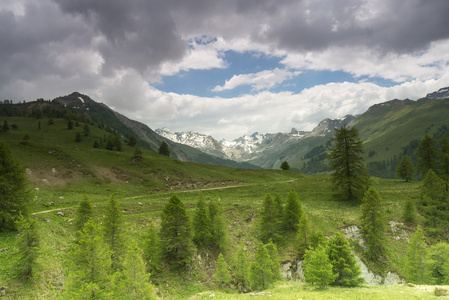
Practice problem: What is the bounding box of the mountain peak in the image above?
[425,87,449,99]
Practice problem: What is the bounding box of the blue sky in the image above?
[1,0,449,140]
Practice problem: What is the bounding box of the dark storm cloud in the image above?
[54,0,187,75]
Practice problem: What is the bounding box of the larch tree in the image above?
[429,242,449,284]
[74,196,94,234]
[303,244,336,288]
[0,142,31,231]
[326,232,363,287]
[103,197,126,271]
[232,246,250,291]
[396,155,416,182]
[296,213,311,259]
[260,194,281,243]
[417,134,438,176]
[193,196,212,248]
[402,197,417,224]
[159,195,194,270]
[360,187,387,260]
[15,216,40,282]
[327,127,369,202]
[249,244,274,290]
[209,201,227,253]
[158,141,170,156]
[283,189,303,232]
[406,226,431,284]
[144,221,161,275]
[214,253,232,288]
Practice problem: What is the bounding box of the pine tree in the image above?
[67,220,112,299]
[2,120,9,131]
[274,193,283,226]
[144,221,161,275]
[158,141,170,156]
[328,127,369,201]
[83,124,90,136]
[103,197,126,271]
[193,196,212,248]
[233,246,250,290]
[260,194,281,243]
[396,155,416,182]
[0,142,31,231]
[440,136,449,187]
[303,244,337,287]
[417,134,438,175]
[326,232,363,287]
[74,196,94,233]
[429,242,449,284]
[159,195,194,270]
[280,161,290,170]
[360,187,387,260]
[406,227,430,284]
[209,201,227,252]
[114,241,156,299]
[249,244,274,290]
[214,253,232,288]
[283,189,303,232]
[420,169,449,232]
[264,241,281,281]
[296,213,311,259]
[402,197,417,224]
[309,229,326,250]
[15,216,39,282]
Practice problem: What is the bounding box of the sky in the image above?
[2,0,449,141]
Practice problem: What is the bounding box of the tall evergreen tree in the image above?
[260,194,281,243]
[406,227,430,284]
[103,197,126,271]
[326,232,363,287]
[209,201,227,252]
[0,142,30,231]
[214,253,232,288]
[429,242,449,284]
[114,241,156,300]
[274,193,284,226]
[144,221,162,275]
[402,197,417,224]
[328,127,369,201]
[360,187,387,260]
[396,155,416,182]
[417,134,438,175]
[420,169,449,233]
[249,244,274,290]
[296,213,311,259]
[264,241,281,281]
[159,195,194,270]
[440,136,449,187]
[303,244,337,288]
[158,141,170,156]
[74,196,94,233]
[15,216,39,282]
[193,196,212,248]
[233,246,250,291]
[283,189,303,232]
[67,220,112,299]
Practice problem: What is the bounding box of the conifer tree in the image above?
[159,195,194,270]
[103,197,126,271]
[283,189,303,232]
[74,196,94,233]
[15,216,39,282]
[114,241,156,299]
[360,187,387,260]
[158,141,170,156]
[303,244,336,287]
[309,229,326,250]
[214,253,232,288]
[209,201,227,252]
[328,127,369,202]
[440,136,449,187]
[296,213,311,258]
[326,232,363,287]
[249,244,274,290]
[274,193,284,225]
[144,221,161,275]
[193,196,212,248]
[233,246,250,291]
[429,242,449,284]
[396,155,416,182]
[406,227,430,284]
[0,142,30,231]
[402,197,417,224]
[264,241,281,281]
[417,134,438,175]
[420,169,449,232]
[67,220,112,299]
[260,194,281,243]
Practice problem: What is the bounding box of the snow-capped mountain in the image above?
[425,87,449,99]
[156,115,354,163]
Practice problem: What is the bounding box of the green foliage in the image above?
[250,243,275,290]
[280,161,290,170]
[2,120,9,131]
[402,197,417,224]
[193,196,212,248]
[214,253,232,288]
[406,227,431,284]
[283,189,303,232]
[232,246,250,290]
[127,135,137,146]
[0,142,30,231]
[326,232,363,287]
[103,197,126,271]
[417,134,438,175]
[328,127,369,201]
[159,195,194,270]
[106,135,122,151]
[83,124,90,136]
[264,241,281,281]
[67,220,112,299]
[209,201,227,253]
[303,244,337,288]
[309,229,326,250]
[259,194,282,243]
[133,147,143,162]
[296,213,311,259]
[114,241,156,300]
[74,197,94,234]
[144,221,162,275]
[158,141,170,156]
[75,132,82,142]
[93,139,100,148]
[396,155,416,182]
[67,119,73,130]
[360,187,387,260]
[429,242,449,284]
[15,216,39,282]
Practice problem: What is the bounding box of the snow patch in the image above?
[78,96,85,104]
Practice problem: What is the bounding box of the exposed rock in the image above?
[138,202,143,206]
[43,219,51,223]
[0,286,6,297]
[0,248,10,252]
[342,225,366,249]
[355,255,404,285]
[280,261,292,280]
[49,202,55,206]
[26,168,32,175]
[57,211,64,217]
[389,220,410,241]
[42,179,49,184]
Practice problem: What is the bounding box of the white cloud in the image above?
[212,68,301,92]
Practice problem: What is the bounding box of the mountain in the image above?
[424,87,449,99]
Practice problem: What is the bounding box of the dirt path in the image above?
[32,206,74,215]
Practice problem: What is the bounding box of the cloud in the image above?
[213,68,301,92]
